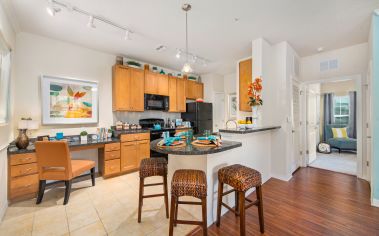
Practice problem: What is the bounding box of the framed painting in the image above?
[41,75,99,125]
[227,93,237,120]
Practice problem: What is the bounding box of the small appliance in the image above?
[144,94,169,111]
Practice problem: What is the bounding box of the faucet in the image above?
[225,120,238,130]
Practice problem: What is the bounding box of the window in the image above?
[0,35,11,124]
[333,95,350,124]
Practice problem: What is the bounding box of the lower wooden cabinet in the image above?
[10,174,39,200]
[100,143,121,177]
[104,159,121,176]
[120,133,150,172]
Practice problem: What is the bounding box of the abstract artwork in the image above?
[41,75,98,124]
[227,93,237,120]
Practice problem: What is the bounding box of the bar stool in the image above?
[138,158,169,223]
[169,169,207,236]
[216,164,264,236]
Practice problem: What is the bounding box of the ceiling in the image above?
[4,0,379,75]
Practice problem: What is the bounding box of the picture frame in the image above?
[40,75,99,125]
[227,93,237,120]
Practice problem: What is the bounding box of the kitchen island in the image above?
[151,139,245,226]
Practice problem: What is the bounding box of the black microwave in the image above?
[144,94,169,111]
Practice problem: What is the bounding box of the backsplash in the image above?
[113,111,181,124]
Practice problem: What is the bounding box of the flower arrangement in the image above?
[247,77,263,106]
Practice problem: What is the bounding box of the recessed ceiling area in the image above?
[4,0,379,74]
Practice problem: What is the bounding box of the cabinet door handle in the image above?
[24,184,32,188]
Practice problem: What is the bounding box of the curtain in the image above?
[323,93,334,141]
[348,91,357,138]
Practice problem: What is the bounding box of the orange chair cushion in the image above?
[40,160,95,180]
[71,160,95,178]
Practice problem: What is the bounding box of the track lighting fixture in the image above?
[46,0,61,16]
[176,50,181,59]
[87,15,96,28]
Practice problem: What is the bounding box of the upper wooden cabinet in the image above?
[185,80,204,100]
[239,59,252,112]
[169,76,186,112]
[144,71,169,96]
[112,65,144,111]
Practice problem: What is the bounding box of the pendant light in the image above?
[181,4,193,74]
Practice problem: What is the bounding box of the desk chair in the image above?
[35,141,96,205]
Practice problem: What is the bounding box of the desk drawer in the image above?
[105,143,120,152]
[10,174,39,199]
[121,133,150,142]
[104,159,120,176]
[104,150,120,161]
[11,163,38,178]
[10,153,37,166]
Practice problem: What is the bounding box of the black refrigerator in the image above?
[181,102,213,135]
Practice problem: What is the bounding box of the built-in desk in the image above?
[7,132,150,202]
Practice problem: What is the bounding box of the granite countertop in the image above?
[8,136,120,155]
[150,139,242,156]
[113,129,150,137]
[219,125,281,134]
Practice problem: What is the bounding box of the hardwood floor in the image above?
[190,167,379,236]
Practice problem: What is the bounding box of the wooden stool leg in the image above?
[163,175,169,219]
[138,177,144,223]
[169,196,176,236]
[235,190,239,216]
[201,197,208,236]
[36,180,46,204]
[216,180,223,227]
[239,191,246,236]
[256,185,265,233]
[63,180,72,205]
[174,196,179,226]
[90,167,95,186]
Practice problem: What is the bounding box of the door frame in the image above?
[301,74,364,179]
[290,78,304,170]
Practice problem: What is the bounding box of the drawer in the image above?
[10,153,37,166]
[121,133,150,142]
[104,150,120,161]
[104,143,120,152]
[11,163,38,178]
[104,159,121,176]
[10,174,39,199]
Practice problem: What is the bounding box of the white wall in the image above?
[320,79,356,95]
[0,1,16,221]
[300,43,369,82]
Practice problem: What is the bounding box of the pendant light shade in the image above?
[182,62,193,73]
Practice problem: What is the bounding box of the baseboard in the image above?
[270,174,292,182]
[372,198,379,207]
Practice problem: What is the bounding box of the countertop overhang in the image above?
[150,139,242,155]
[219,125,281,134]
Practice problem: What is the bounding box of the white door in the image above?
[213,92,226,132]
[291,80,301,172]
[307,88,319,164]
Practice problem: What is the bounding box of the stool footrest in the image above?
[222,188,236,196]
[175,219,204,226]
[144,182,164,187]
[177,200,202,205]
[143,193,165,198]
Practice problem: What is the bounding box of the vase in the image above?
[252,106,259,128]
[15,129,29,149]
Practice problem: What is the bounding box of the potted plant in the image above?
[80,131,88,141]
[247,77,263,127]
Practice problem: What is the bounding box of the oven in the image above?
[144,94,169,111]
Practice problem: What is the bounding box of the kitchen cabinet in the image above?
[169,76,186,112]
[186,80,204,100]
[144,71,169,96]
[112,65,144,111]
[100,143,121,178]
[120,133,150,172]
[239,59,252,112]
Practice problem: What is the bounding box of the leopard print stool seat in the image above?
[169,169,208,236]
[139,157,167,178]
[216,164,264,236]
[218,164,262,192]
[138,158,169,223]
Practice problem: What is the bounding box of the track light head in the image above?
[124,30,131,40]
[46,0,61,17]
[176,50,181,59]
[87,15,96,28]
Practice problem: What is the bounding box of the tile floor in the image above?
[309,151,357,175]
[0,172,198,236]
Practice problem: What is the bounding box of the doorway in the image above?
[305,77,361,176]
